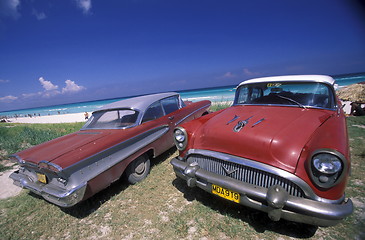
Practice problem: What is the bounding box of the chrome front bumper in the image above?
[171,157,353,227]
[9,170,87,208]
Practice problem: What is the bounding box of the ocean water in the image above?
[1,73,364,118]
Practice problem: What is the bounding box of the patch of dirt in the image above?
[0,166,22,199]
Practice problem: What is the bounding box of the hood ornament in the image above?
[233,116,253,132]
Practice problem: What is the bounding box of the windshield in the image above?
[234,82,336,109]
[83,109,139,129]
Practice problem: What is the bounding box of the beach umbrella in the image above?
[337,82,365,103]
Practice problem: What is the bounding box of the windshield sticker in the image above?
[267,83,282,87]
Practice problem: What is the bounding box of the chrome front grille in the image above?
[187,154,304,198]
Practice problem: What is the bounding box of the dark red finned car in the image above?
[9,92,211,207]
[171,75,353,226]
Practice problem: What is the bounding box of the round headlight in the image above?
[309,151,346,188]
[174,127,187,151]
[313,153,342,174]
[174,129,185,142]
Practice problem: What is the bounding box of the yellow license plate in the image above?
[212,184,240,203]
[37,173,47,184]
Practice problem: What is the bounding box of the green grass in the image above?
[0,122,84,162]
[0,117,364,239]
[209,101,232,112]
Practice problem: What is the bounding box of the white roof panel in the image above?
[238,75,335,87]
[96,92,179,112]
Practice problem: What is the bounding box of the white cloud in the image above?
[75,0,92,14]
[39,77,59,91]
[243,68,261,76]
[22,92,42,98]
[4,77,86,104]
[217,72,237,80]
[42,90,61,98]
[223,72,236,78]
[62,79,85,93]
[32,9,46,20]
[0,95,18,103]
[0,0,21,19]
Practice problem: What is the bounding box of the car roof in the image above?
[96,92,179,112]
[238,75,335,87]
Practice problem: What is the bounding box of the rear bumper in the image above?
[9,170,86,208]
[171,157,353,227]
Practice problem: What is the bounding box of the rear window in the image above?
[141,101,164,123]
[83,109,139,129]
[161,96,180,114]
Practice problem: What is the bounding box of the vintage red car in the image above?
[171,75,353,226]
[9,92,210,207]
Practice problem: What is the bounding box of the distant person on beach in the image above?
[84,112,89,120]
[350,102,365,116]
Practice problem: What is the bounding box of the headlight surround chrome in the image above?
[174,127,188,151]
[309,150,347,189]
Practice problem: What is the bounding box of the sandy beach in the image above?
[3,100,356,124]
[6,112,91,124]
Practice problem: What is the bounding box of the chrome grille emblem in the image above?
[222,165,238,176]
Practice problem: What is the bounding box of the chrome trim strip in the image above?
[251,118,265,127]
[65,125,169,172]
[226,115,240,125]
[185,149,343,204]
[58,125,170,192]
[175,103,210,126]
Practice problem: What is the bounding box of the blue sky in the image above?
[0,0,365,111]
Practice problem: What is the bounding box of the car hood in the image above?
[16,129,132,169]
[192,105,334,173]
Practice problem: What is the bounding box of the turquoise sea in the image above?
[1,73,364,118]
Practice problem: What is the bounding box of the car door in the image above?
[140,99,173,155]
[140,95,190,155]
[159,96,186,151]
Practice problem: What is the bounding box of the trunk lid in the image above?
[17,129,129,169]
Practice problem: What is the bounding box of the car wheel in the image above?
[126,154,151,184]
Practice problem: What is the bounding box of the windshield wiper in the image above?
[276,95,307,109]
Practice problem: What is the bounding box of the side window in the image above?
[251,88,262,100]
[161,96,180,115]
[142,101,164,123]
[237,88,249,104]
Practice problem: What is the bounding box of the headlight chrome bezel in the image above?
[308,149,348,189]
[174,127,188,151]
